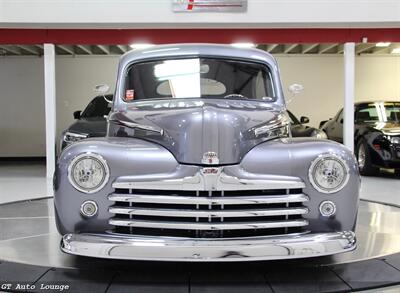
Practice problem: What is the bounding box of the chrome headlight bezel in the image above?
[67,153,110,194]
[311,129,328,139]
[308,153,350,194]
[63,131,89,143]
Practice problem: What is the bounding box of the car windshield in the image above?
[124,58,276,102]
[356,102,400,123]
[81,95,113,118]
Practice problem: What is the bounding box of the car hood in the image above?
[109,99,286,165]
[67,118,107,137]
[367,121,400,135]
[290,124,315,137]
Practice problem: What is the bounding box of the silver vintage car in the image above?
[55,44,359,261]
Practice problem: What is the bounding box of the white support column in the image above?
[44,44,56,196]
[343,42,355,152]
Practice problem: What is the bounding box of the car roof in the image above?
[119,43,277,67]
[355,100,400,105]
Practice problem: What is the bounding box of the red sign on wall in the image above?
[173,0,247,12]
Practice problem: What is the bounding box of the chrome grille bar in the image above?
[112,172,305,191]
[109,219,309,230]
[108,193,308,205]
[108,207,309,218]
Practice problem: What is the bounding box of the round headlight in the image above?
[68,153,109,193]
[308,154,350,194]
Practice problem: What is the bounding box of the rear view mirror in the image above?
[300,116,310,124]
[73,110,81,119]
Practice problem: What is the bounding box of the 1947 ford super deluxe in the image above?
[55,44,359,261]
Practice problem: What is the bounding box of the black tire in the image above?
[355,139,378,176]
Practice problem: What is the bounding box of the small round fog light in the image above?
[80,201,98,218]
[319,201,336,217]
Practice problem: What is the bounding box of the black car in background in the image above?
[60,98,325,151]
[287,110,327,139]
[321,101,400,175]
[59,94,113,151]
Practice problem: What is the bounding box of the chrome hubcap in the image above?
[358,144,366,170]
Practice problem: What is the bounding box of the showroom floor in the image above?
[0,160,399,206]
[0,160,400,292]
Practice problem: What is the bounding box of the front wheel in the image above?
[356,139,378,176]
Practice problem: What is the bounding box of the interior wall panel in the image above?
[0,54,399,157]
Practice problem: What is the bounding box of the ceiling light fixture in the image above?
[376,42,391,47]
[129,43,155,50]
[231,42,256,48]
[391,48,400,54]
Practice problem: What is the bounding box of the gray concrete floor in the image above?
[0,161,399,206]
[0,161,46,204]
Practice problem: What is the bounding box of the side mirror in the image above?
[94,84,110,94]
[94,84,112,103]
[73,110,81,119]
[286,83,304,104]
[288,83,304,95]
[300,116,310,124]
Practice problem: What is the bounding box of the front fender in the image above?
[238,137,360,232]
[54,137,179,235]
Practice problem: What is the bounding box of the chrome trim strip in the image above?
[108,207,309,218]
[108,193,309,205]
[109,119,164,135]
[61,231,356,261]
[112,170,305,191]
[108,218,309,230]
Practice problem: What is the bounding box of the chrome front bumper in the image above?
[61,231,356,261]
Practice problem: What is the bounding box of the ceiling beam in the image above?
[97,45,110,55]
[116,45,128,54]
[0,45,21,55]
[319,44,338,54]
[266,44,279,53]
[283,44,298,54]
[76,45,92,55]
[58,45,75,55]
[356,43,376,54]
[337,44,345,54]
[372,44,393,54]
[301,43,319,54]
[17,45,40,55]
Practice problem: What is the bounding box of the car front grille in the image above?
[108,187,309,238]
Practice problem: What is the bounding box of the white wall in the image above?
[1,0,400,28]
[278,55,400,127]
[0,57,45,157]
[55,56,119,139]
[1,54,400,156]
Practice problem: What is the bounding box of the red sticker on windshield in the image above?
[125,89,135,101]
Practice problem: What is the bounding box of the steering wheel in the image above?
[223,93,248,99]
